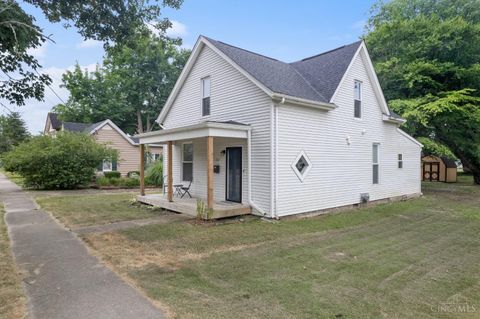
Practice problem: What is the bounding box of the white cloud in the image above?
[167,20,187,37]
[77,39,103,49]
[27,42,48,59]
[147,20,187,38]
[0,63,100,134]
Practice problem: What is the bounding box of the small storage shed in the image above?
[422,155,457,183]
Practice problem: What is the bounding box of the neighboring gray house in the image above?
[44,113,162,176]
[136,36,422,218]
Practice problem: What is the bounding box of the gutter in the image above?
[272,94,336,111]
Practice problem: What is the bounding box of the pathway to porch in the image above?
[137,194,251,219]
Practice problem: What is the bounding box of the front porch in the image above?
[136,121,253,219]
[136,194,251,219]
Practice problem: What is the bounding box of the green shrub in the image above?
[2,132,117,189]
[108,177,121,186]
[145,159,163,186]
[127,171,140,178]
[123,177,140,188]
[104,171,121,178]
[96,176,111,186]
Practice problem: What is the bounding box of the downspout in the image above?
[270,102,279,219]
[247,128,267,216]
[275,102,279,218]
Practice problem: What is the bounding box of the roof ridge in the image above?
[207,37,281,62]
[294,40,363,63]
[289,64,328,102]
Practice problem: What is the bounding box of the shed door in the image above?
[423,162,440,181]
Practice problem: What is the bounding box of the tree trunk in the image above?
[454,151,480,185]
[146,115,151,132]
[136,110,143,134]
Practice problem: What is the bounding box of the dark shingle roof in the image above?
[204,37,362,104]
[441,157,457,168]
[62,122,92,132]
[47,112,62,130]
[290,41,363,102]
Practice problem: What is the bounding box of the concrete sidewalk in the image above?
[0,174,165,319]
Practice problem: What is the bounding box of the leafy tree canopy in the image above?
[0,111,30,154]
[366,0,480,100]
[366,0,480,184]
[54,35,190,134]
[1,0,183,106]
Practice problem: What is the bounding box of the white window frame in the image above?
[291,150,312,182]
[373,143,380,184]
[398,154,403,169]
[201,77,211,117]
[354,80,362,119]
[182,142,193,181]
[102,160,112,172]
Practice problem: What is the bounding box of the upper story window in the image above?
[354,80,362,118]
[398,154,403,169]
[202,77,211,116]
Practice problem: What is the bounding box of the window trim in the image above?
[201,76,211,117]
[102,160,112,172]
[182,142,193,182]
[398,153,403,169]
[373,143,380,184]
[354,80,362,119]
[291,150,312,182]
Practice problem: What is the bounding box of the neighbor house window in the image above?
[354,80,362,118]
[102,160,112,172]
[202,77,211,116]
[398,154,403,168]
[373,143,379,184]
[182,143,193,181]
[291,150,312,182]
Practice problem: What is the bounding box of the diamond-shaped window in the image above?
[291,151,312,182]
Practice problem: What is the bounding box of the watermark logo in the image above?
[431,295,477,314]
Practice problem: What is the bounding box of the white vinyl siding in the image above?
[275,49,421,217]
[162,45,271,213]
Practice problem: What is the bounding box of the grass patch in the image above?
[37,193,162,228]
[0,204,26,319]
[78,178,480,318]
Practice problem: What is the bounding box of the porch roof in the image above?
[134,121,251,144]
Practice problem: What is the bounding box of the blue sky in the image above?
[5,0,375,133]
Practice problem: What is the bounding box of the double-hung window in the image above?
[373,143,379,184]
[398,154,403,169]
[202,77,211,116]
[182,143,193,181]
[354,80,362,118]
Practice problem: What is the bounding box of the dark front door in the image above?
[423,162,440,181]
[226,147,242,203]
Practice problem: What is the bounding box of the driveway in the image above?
[0,174,165,319]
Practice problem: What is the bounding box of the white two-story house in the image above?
[136,36,422,218]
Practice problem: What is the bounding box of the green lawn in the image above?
[56,177,480,318]
[37,193,163,228]
[0,204,26,319]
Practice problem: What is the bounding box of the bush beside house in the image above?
[2,132,117,189]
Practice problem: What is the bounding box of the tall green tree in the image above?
[1,0,183,106]
[365,0,480,184]
[55,35,190,134]
[0,111,30,154]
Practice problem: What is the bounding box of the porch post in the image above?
[140,144,145,196]
[167,141,173,202]
[207,136,214,209]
